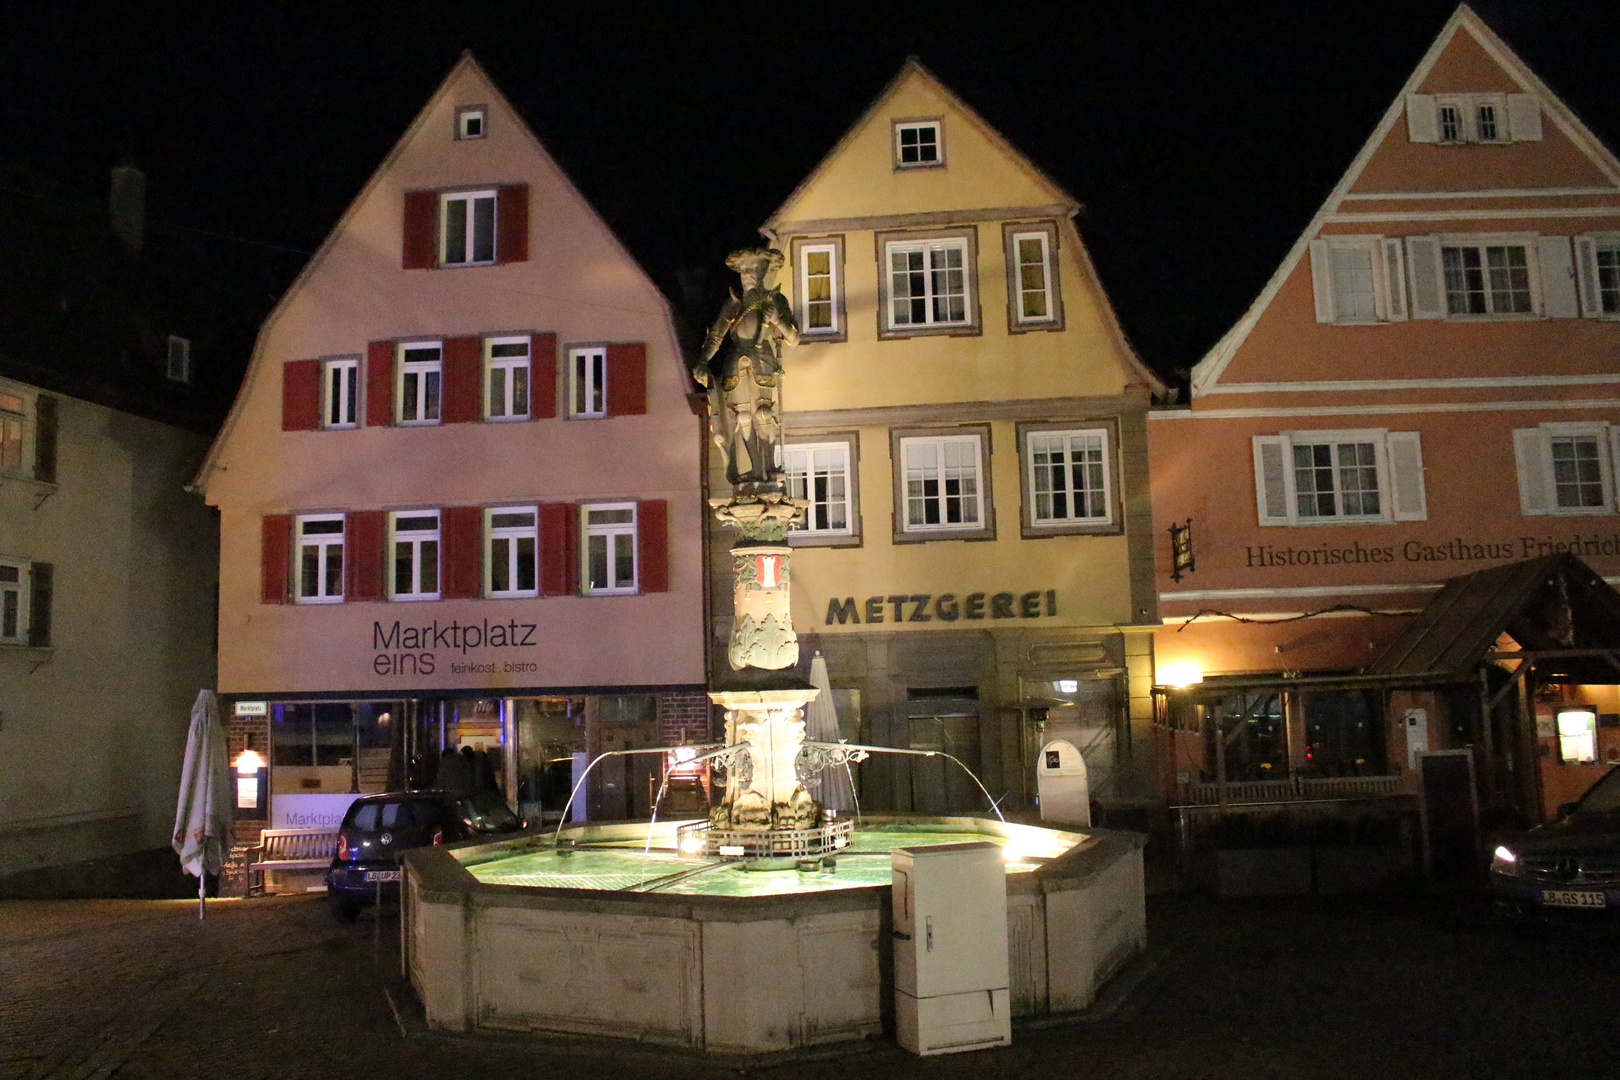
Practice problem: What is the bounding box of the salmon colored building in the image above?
[1150,7,1620,826]
[197,56,706,835]
[738,61,1165,820]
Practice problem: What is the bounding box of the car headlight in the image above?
[1490,845,1519,876]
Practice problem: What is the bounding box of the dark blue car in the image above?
[1490,766,1620,919]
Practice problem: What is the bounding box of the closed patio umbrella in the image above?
[806,653,856,815]
[172,689,232,920]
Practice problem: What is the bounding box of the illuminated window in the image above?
[1558,709,1597,764]
[569,347,606,419]
[894,120,941,167]
[486,337,530,420]
[799,242,839,334]
[322,358,358,429]
[296,515,345,603]
[440,190,496,265]
[582,503,636,594]
[486,507,538,598]
[390,512,440,600]
[397,343,442,424]
[1012,232,1054,322]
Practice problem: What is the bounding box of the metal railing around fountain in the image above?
[680,815,856,860]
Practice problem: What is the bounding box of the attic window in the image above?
[894,120,942,168]
[167,335,191,384]
[456,107,486,140]
[1407,93,1540,144]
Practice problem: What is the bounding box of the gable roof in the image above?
[192,52,679,492]
[762,57,1078,232]
[1190,4,1620,396]
[1369,554,1620,682]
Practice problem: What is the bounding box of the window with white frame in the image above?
[1475,100,1504,143]
[455,106,485,140]
[1253,430,1427,526]
[1514,423,1617,516]
[1409,92,1536,144]
[886,238,970,329]
[894,120,941,167]
[440,189,496,266]
[322,358,358,429]
[1599,242,1620,314]
[0,559,24,643]
[397,344,442,424]
[785,443,852,536]
[390,511,440,600]
[1309,236,1407,324]
[901,434,984,532]
[1574,236,1620,317]
[799,242,840,335]
[486,337,530,420]
[1011,231,1055,323]
[486,507,538,597]
[296,515,345,603]
[166,335,191,383]
[1558,710,1598,764]
[569,347,606,418]
[1442,241,1533,315]
[583,503,636,594]
[0,391,23,474]
[1438,101,1465,143]
[1027,429,1111,526]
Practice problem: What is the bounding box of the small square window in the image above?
[167,335,191,383]
[456,107,486,140]
[569,347,607,419]
[894,120,942,168]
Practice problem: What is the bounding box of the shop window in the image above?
[597,694,657,723]
[1301,690,1386,777]
[390,511,441,600]
[271,702,358,767]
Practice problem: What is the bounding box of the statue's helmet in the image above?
[725,247,785,276]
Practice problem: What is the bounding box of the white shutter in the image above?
[1406,95,1439,142]
[1253,435,1292,526]
[1574,235,1602,317]
[1537,236,1580,318]
[1406,235,1445,319]
[1506,94,1543,141]
[1513,428,1553,514]
[1381,238,1408,321]
[1308,239,1334,323]
[1385,431,1427,521]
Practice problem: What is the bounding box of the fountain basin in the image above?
[403,815,1146,1053]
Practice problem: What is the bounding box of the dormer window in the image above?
[456,107,485,140]
[1408,92,1540,144]
[894,120,942,168]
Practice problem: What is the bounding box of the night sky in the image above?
[4,1,1617,401]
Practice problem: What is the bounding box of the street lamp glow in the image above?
[1159,660,1204,688]
[234,748,264,776]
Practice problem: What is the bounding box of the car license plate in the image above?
[364,869,402,883]
[1541,889,1606,909]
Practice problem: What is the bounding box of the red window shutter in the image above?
[345,511,387,602]
[365,341,394,427]
[442,336,483,423]
[441,506,484,599]
[496,183,529,264]
[282,359,320,431]
[530,332,557,419]
[261,514,293,605]
[402,190,438,269]
[637,499,669,593]
[538,502,579,597]
[605,342,647,417]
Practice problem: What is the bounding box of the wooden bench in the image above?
[246,827,340,896]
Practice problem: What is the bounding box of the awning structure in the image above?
[1368,554,1620,685]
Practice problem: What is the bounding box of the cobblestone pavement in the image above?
[2,889,1617,1080]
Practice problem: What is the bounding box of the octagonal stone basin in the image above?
[403,815,1146,1054]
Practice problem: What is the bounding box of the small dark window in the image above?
[167,335,191,383]
[907,686,979,701]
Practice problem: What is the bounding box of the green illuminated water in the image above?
[465,826,1066,897]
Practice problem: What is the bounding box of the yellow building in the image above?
[722,60,1165,819]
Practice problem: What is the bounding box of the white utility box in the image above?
[891,841,1011,1055]
[1036,739,1090,826]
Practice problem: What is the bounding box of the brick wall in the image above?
[658,690,714,746]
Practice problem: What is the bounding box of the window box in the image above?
[892,118,943,169]
[1252,429,1427,526]
[390,511,441,600]
[891,426,995,543]
[1018,422,1119,536]
[1003,222,1064,331]
[791,236,846,341]
[876,228,980,339]
[1514,423,1619,516]
[785,436,859,546]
